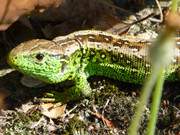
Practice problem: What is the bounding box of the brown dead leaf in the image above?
[0,0,63,31]
[40,103,66,119]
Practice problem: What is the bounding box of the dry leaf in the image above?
[40,103,66,119]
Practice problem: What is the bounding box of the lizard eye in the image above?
[35,53,44,61]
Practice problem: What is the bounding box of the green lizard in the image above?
[8,30,180,101]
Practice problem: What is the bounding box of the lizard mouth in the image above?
[7,51,17,69]
[7,42,25,68]
[7,49,28,75]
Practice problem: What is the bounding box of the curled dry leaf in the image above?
[0,0,63,31]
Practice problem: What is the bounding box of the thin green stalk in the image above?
[145,0,178,134]
[128,69,159,135]
[171,0,178,12]
[146,69,165,135]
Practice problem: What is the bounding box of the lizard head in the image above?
[8,39,71,83]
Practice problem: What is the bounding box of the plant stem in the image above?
[146,69,165,135]
[128,70,158,135]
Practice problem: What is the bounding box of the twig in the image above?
[149,0,163,23]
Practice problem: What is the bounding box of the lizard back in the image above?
[53,30,180,83]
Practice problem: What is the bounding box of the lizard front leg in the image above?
[47,73,91,102]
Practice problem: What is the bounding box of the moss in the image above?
[65,116,89,135]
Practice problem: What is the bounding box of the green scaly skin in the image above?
[8,30,180,101]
